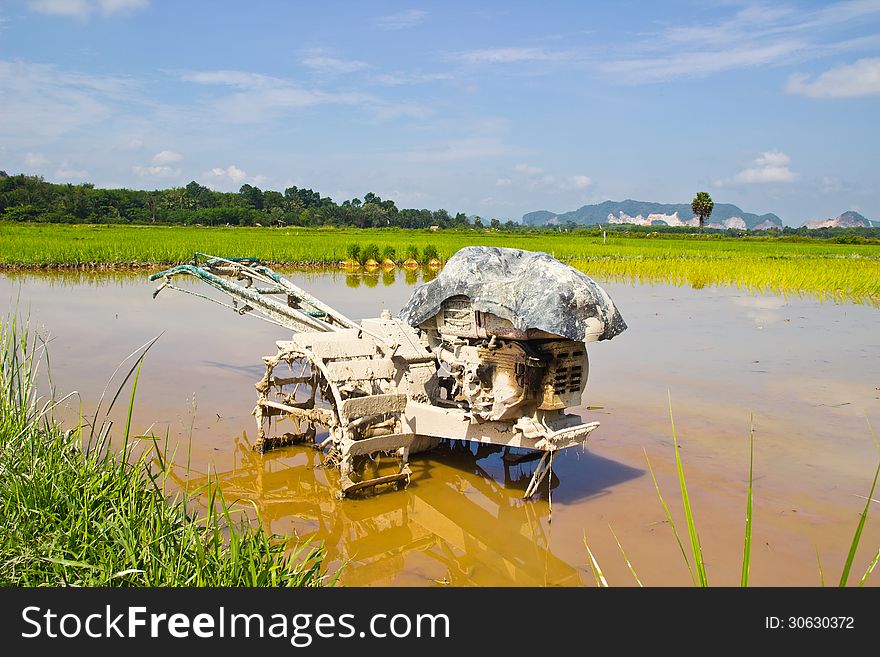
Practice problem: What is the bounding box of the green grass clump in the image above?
[345,243,361,264]
[0,317,330,587]
[362,243,381,264]
[422,244,440,262]
[381,245,397,263]
[404,243,420,263]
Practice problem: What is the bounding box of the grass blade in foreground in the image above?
[583,532,608,587]
[839,419,880,587]
[609,525,643,587]
[667,394,708,587]
[644,448,696,586]
[859,548,880,586]
[741,417,755,587]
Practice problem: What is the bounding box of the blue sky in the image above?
[1,0,878,225]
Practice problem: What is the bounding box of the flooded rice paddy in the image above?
[3,267,879,586]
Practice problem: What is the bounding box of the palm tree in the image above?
[691,192,714,233]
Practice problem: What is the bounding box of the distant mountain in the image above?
[802,210,878,229]
[522,199,783,230]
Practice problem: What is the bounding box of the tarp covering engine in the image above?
[398,246,627,342]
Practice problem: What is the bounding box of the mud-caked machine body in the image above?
[151,246,626,498]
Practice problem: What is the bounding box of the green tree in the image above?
[691,192,714,233]
[239,184,264,210]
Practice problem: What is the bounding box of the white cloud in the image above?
[514,163,543,175]
[457,47,572,65]
[374,71,452,86]
[180,69,376,123]
[132,164,179,177]
[54,165,89,179]
[567,175,592,189]
[202,165,263,189]
[604,41,805,83]
[181,70,270,88]
[786,58,880,97]
[29,0,148,19]
[0,59,137,142]
[733,150,797,184]
[374,9,427,30]
[210,165,247,183]
[24,152,48,167]
[97,0,148,13]
[301,54,368,75]
[399,137,515,163]
[152,149,182,165]
[505,163,593,193]
[28,0,89,17]
[599,1,880,84]
[821,176,846,193]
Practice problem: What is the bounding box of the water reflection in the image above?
[4,265,877,308]
[381,268,396,287]
[404,267,420,286]
[176,436,641,586]
[362,269,379,288]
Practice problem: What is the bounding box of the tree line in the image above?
[1,172,877,241]
[0,172,481,229]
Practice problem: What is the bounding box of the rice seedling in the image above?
[345,243,361,264]
[0,315,332,587]
[362,243,381,264]
[422,244,440,262]
[404,243,421,263]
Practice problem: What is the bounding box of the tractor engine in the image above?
[420,295,587,422]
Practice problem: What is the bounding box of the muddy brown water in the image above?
[3,268,879,586]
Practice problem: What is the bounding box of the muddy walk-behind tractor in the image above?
[150,246,626,499]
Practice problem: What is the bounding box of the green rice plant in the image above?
[1,223,879,304]
[345,243,361,264]
[362,243,381,264]
[422,244,440,262]
[381,245,397,263]
[0,315,332,587]
[404,243,420,263]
